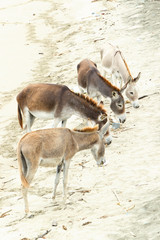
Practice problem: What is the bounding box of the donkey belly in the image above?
[30,110,55,120]
[40,157,62,167]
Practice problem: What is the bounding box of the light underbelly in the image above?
[40,157,62,167]
[30,110,54,120]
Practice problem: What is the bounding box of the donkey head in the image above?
[91,121,110,166]
[125,72,141,108]
[110,90,126,123]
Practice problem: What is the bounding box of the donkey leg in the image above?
[52,118,61,128]
[120,77,123,89]
[30,113,35,128]
[22,186,29,215]
[21,170,37,216]
[111,71,117,86]
[61,119,67,127]
[24,110,32,132]
[22,158,39,215]
[62,160,70,203]
[115,74,123,89]
[97,94,102,105]
[52,162,63,199]
[25,112,35,132]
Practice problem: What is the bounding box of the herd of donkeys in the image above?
[16,42,141,215]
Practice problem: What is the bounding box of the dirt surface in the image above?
[0,0,160,239]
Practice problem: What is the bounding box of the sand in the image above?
[0,0,160,239]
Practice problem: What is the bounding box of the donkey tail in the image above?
[17,144,29,188]
[17,104,23,129]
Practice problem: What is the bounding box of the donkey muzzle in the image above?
[104,135,112,145]
[120,118,126,123]
[118,113,126,123]
[132,100,140,108]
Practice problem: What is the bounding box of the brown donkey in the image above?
[17,122,110,215]
[16,83,108,132]
[101,42,141,108]
[77,59,129,123]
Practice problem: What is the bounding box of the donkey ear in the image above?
[112,91,118,99]
[98,113,107,121]
[120,75,133,93]
[127,75,133,83]
[99,121,110,138]
[120,77,131,93]
[94,62,97,68]
[134,72,141,82]
[77,63,80,72]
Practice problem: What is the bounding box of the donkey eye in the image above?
[118,104,122,108]
[130,92,134,95]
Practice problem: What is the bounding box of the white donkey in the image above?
[17,122,110,215]
[101,42,141,108]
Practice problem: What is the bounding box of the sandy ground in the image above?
[0,0,160,239]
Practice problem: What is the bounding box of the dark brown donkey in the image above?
[77,59,129,123]
[16,83,109,133]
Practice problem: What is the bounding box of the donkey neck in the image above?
[96,75,119,98]
[68,92,103,122]
[72,131,99,151]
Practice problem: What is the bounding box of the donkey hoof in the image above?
[52,195,56,200]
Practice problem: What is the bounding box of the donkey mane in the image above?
[115,50,134,80]
[97,73,120,91]
[122,58,134,80]
[72,91,106,114]
[74,125,99,133]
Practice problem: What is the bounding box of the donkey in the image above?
[17,122,110,215]
[100,42,141,108]
[77,59,129,123]
[16,83,108,133]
